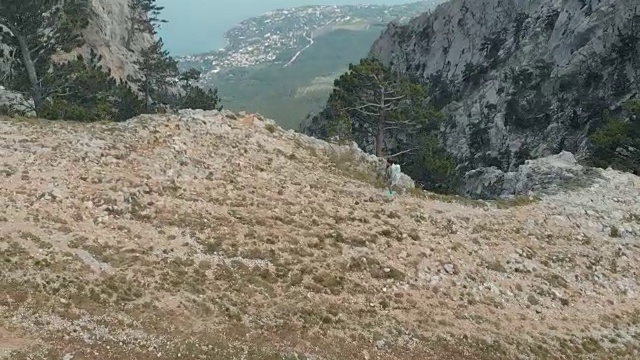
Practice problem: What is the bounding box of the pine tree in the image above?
[173,68,222,111]
[321,57,440,157]
[589,100,640,174]
[0,0,90,115]
[126,0,167,50]
[179,68,202,86]
[305,57,457,193]
[38,49,144,121]
[179,86,223,111]
[129,38,178,111]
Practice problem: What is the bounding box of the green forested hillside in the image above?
[206,27,385,129]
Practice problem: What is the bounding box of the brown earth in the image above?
[0,111,639,359]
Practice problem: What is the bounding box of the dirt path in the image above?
[283,33,314,68]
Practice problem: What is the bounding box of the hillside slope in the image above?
[1,112,640,359]
[370,0,639,182]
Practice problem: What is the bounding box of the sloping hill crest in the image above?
[0,111,639,359]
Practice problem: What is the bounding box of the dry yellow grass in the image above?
[0,111,639,359]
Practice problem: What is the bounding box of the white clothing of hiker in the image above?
[384,159,402,195]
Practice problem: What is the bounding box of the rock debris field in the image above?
[0,110,639,359]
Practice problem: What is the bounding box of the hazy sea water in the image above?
[157,0,420,55]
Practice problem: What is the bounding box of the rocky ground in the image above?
[0,111,639,359]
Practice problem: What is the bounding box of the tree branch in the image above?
[353,108,379,116]
[382,89,406,101]
[346,102,382,110]
[0,19,18,37]
[386,147,418,159]
[385,119,414,125]
[30,42,47,58]
[382,102,399,110]
[42,79,75,99]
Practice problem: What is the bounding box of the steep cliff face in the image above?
[53,0,154,82]
[370,0,639,175]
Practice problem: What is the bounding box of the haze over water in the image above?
[157,0,421,55]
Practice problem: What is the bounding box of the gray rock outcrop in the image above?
[292,132,416,193]
[462,151,600,199]
[370,0,639,173]
[0,86,34,117]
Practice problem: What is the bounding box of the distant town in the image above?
[176,2,439,78]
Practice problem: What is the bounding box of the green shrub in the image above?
[177,85,222,111]
[37,51,145,122]
[588,100,640,174]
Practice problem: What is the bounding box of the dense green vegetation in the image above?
[589,100,640,175]
[38,50,143,122]
[303,57,458,193]
[210,27,384,129]
[0,0,221,121]
[0,0,90,114]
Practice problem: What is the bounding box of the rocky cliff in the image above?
[1,0,152,85]
[53,0,154,82]
[0,0,156,115]
[370,0,639,182]
[1,111,639,359]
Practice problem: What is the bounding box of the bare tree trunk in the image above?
[144,81,150,111]
[125,4,141,51]
[16,34,43,114]
[375,87,386,157]
[376,111,384,157]
[125,17,136,50]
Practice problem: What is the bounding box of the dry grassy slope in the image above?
[0,110,639,360]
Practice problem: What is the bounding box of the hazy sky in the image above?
[156,0,419,55]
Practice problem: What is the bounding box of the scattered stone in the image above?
[527,294,540,306]
[443,263,455,275]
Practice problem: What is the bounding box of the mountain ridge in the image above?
[366,0,639,196]
[0,2,639,357]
